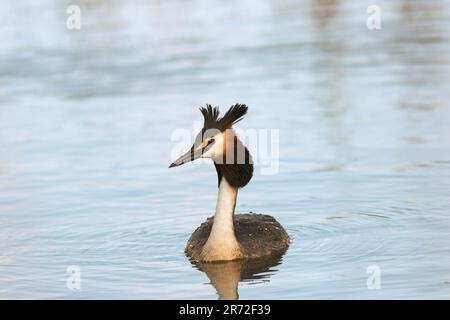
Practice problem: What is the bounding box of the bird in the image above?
[169,104,290,262]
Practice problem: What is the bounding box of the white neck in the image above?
[214,177,237,231]
[200,177,242,261]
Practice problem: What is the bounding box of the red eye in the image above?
[207,138,215,145]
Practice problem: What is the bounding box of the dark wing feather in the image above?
[185,213,290,260]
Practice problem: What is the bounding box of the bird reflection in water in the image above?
[190,254,286,300]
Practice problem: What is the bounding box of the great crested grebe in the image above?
[169,104,290,262]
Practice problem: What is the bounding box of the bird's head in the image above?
[169,104,249,168]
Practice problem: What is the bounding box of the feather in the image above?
[199,104,248,131]
[218,104,248,131]
[199,104,220,129]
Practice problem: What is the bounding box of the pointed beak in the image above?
[169,147,202,168]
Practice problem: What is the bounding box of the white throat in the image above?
[200,177,242,261]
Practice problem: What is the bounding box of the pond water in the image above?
[0,0,450,299]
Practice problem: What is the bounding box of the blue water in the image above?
[1,0,450,299]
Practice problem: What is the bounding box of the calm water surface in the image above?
[1,0,450,299]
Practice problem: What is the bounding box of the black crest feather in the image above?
[199,103,248,131]
[199,104,220,129]
[218,104,248,130]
